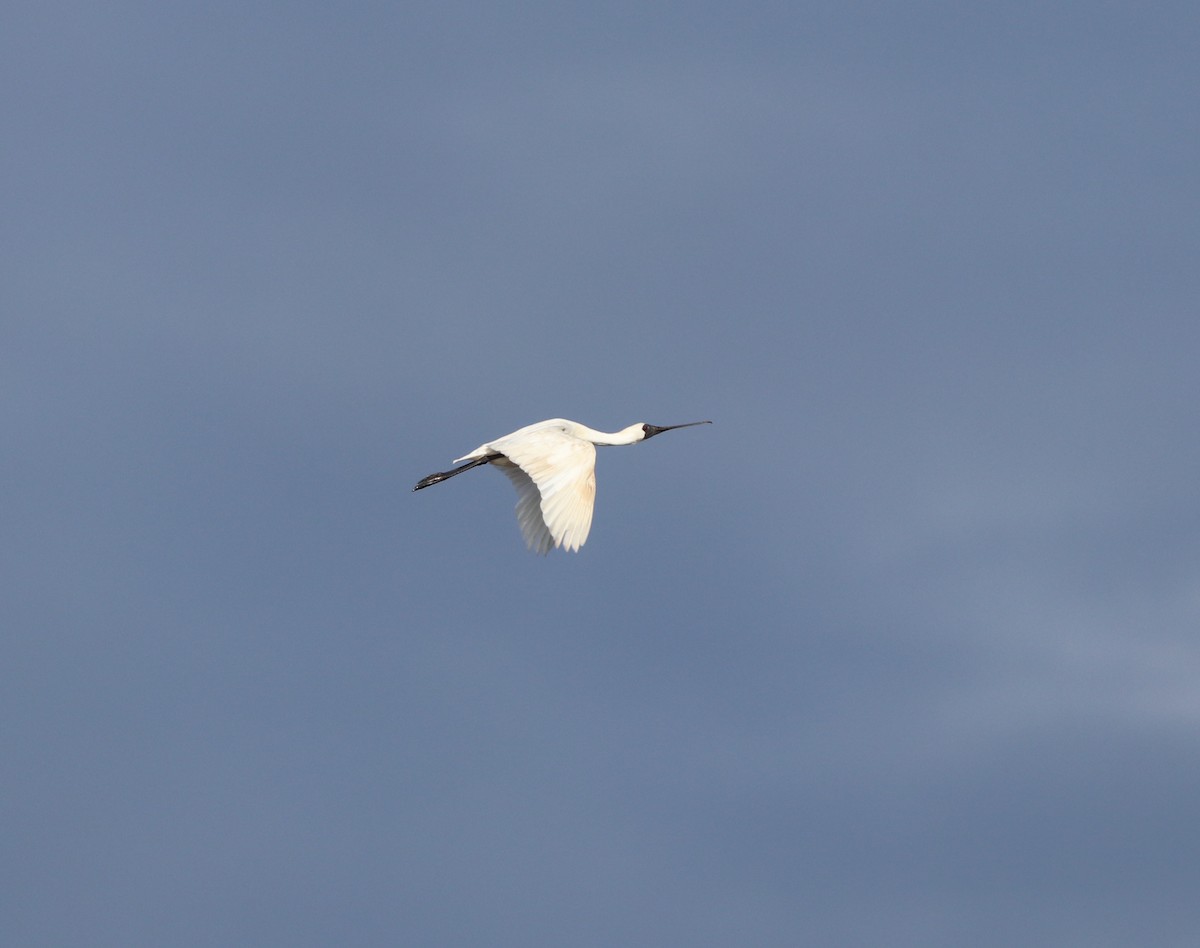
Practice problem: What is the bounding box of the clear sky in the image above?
[4,2,1199,945]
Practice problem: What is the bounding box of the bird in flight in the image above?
[413,418,711,554]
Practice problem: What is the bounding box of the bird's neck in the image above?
[587,423,644,446]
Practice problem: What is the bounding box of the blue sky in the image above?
[4,2,1199,945]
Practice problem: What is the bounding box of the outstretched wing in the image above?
[492,459,555,554]
[494,428,597,553]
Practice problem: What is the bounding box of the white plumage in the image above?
[414,417,710,554]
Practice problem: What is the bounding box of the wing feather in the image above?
[491,427,597,553]
[493,459,555,554]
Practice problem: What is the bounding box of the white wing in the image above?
[492,427,597,553]
[492,459,555,554]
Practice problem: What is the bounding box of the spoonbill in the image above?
[413,418,711,553]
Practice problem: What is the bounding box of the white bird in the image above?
[413,418,711,554]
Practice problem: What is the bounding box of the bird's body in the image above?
[414,418,710,554]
